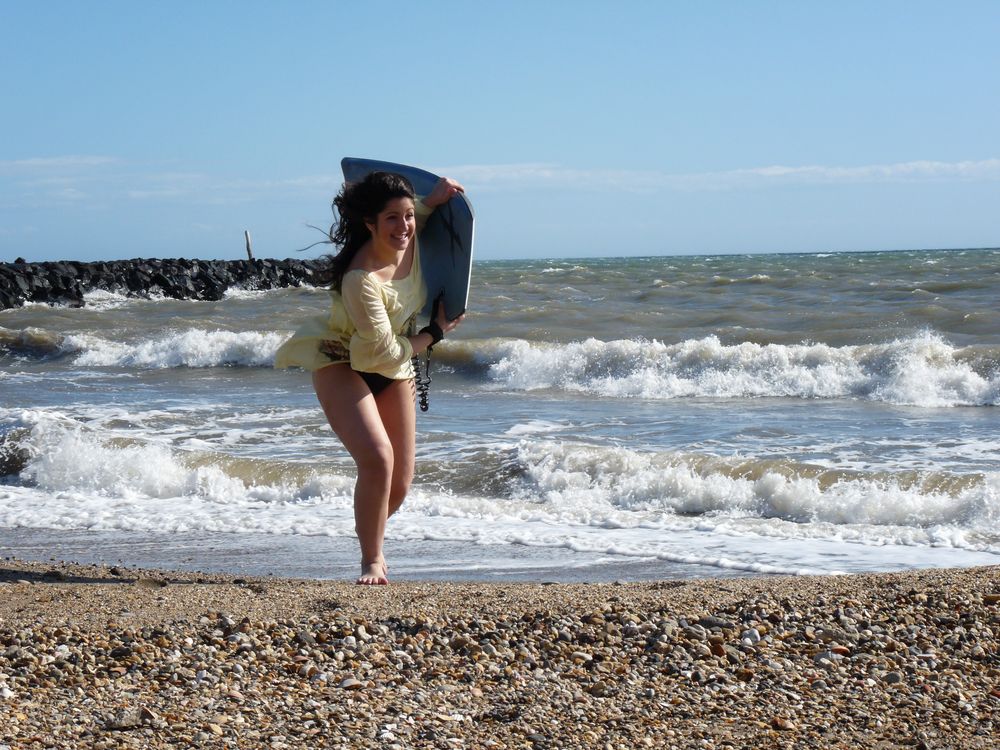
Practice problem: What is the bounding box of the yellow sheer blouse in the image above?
[273,200,430,379]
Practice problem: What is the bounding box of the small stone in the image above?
[817,626,853,645]
[587,680,611,697]
[691,643,712,659]
[698,616,736,630]
[741,628,761,645]
[104,708,149,730]
[771,716,796,731]
[338,677,363,690]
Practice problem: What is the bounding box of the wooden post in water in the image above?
[244,230,254,261]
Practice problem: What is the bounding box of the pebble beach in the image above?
[1,559,998,749]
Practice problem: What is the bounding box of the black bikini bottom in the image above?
[355,370,396,396]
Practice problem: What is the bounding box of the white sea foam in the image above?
[81,286,274,308]
[502,440,1000,537]
[223,286,277,299]
[3,409,999,577]
[1,411,354,534]
[476,332,1000,407]
[504,420,572,436]
[64,328,285,368]
[81,289,141,310]
[11,410,994,542]
[35,324,1000,407]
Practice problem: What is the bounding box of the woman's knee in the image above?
[354,438,394,480]
[387,461,414,510]
[388,478,411,509]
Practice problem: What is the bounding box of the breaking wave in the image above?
[454,332,1000,407]
[2,411,997,557]
[4,324,999,407]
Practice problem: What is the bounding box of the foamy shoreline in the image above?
[1,558,998,748]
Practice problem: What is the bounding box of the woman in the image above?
[275,171,464,584]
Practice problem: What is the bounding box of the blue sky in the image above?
[2,1,998,262]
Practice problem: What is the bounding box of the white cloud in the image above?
[0,157,339,206]
[0,156,121,208]
[4,155,999,210]
[125,173,342,203]
[437,158,1000,192]
[715,159,1000,186]
[0,156,121,171]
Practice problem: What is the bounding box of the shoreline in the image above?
[2,558,998,748]
[0,528,789,584]
[7,526,998,585]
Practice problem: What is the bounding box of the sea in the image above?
[2,248,999,582]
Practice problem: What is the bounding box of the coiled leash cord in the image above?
[414,315,444,413]
[413,351,432,412]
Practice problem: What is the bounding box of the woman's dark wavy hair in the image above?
[320,171,415,292]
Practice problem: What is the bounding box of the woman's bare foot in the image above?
[357,559,388,585]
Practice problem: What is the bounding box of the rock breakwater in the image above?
[0,258,326,309]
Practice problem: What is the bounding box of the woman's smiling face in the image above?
[367,197,416,253]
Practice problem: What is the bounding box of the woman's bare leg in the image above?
[376,378,416,519]
[312,365,394,585]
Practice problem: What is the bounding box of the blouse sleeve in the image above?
[415,198,433,233]
[341,271,414,374]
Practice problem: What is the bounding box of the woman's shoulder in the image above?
[342,267,379,286]
[341,268,389,300]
